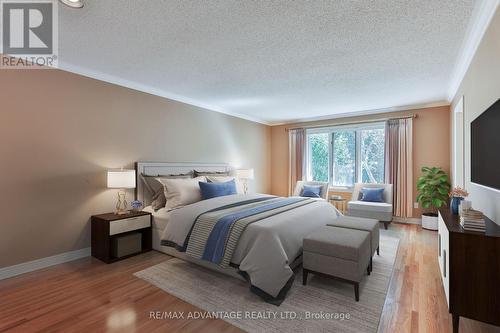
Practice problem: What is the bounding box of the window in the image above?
[360,128,385,184]
[307,123,385,187]
[308,133,329,182]
[332,130,355,186]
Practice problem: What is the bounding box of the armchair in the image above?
[292,181,329,200]
[348,183,393,229]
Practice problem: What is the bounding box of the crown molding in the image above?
[447,0,499,101]
[56,61,271,125]
[269,101,450,126]
[55,62,449,127]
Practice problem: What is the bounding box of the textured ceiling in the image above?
[58,0,478,124]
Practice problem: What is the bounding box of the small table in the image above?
[91,211,152,263]
[329,196,347,214]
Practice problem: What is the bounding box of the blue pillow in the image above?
[301,185,322,198]
[199,179,237,200]
[360,188,384,202]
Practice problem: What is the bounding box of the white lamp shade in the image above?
[236,168,254,180]
[107,169,136,189]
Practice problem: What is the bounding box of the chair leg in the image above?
[302,269,308,286]
[370,257,373,272]
[367,265,370,275]
[354,282,359,301]
[384,222,388,230]
[377,246,380,255]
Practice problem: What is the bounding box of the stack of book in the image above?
[460,209,486,232]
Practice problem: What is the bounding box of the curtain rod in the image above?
[285,114,417,131]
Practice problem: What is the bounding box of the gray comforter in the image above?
[161,193,341,304]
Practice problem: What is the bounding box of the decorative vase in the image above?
[450,196,463,215]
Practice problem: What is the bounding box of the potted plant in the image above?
[449,187,469,215]
[416,167,451,230]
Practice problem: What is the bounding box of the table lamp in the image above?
[107,169,136,215]
[236,168,254,194]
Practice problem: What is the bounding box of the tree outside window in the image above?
[307,124,385,186]
[309,133,329,182]
[332,131,355,186]
[360,128,385,184]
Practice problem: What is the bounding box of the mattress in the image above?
[143,205,172,230]
[143,206,172,252]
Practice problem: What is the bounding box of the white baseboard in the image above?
[392,217,422,225]
[0,247,91,281]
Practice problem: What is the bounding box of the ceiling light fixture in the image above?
[59,0,84,9]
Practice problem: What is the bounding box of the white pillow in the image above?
[206,175,244,194]
[158,176,206,210]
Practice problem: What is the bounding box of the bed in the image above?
[136,162,341,304]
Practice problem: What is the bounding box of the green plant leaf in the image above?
[437,187,448,195]
[416,166,450,212]
[432,198,443,207]
[439,175,449,182]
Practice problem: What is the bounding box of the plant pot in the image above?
[422,213,438,231]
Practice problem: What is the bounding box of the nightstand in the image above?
[91,211,152,263]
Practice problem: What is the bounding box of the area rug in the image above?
[134,233,399,333]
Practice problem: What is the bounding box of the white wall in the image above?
[451,7,500,224]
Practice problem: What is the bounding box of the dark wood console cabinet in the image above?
[437,209,500,333]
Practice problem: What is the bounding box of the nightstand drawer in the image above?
[109,215,150,235]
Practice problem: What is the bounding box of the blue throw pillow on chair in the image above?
[301,185,322,198]
[360,187,384,202]
[199,179,237,200]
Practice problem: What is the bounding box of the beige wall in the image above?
[271,106,451,217]
[0,69,271,268]
[451,7,500,224]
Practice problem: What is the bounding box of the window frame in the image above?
[306,122,385,190]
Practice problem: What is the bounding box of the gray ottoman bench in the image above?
[327,216,380,272]
[303,226,371,301]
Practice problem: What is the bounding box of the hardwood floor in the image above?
[378,224,500,333]
[0,223,499,333]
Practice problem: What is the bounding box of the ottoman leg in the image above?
[377,246,380,255]
[370,257,373,272]
[384,222,388,230]
[303,269,308,286]
[354,282,359,301]
[367,265,370,275]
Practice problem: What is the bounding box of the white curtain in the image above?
[288,128,306,195]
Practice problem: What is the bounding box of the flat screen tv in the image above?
[471,98,500,191]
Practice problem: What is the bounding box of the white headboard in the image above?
[135,162,231,206]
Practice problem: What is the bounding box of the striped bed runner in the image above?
[185,197,314,267]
